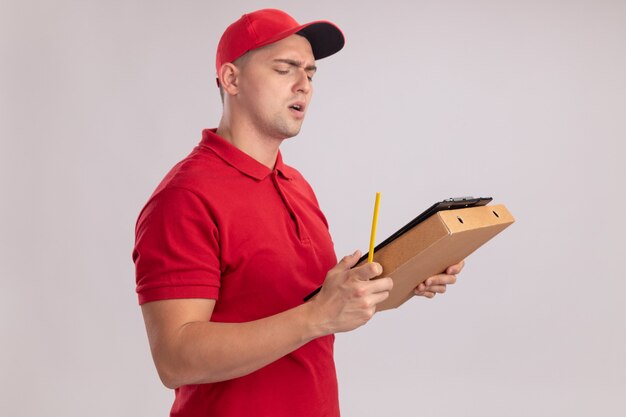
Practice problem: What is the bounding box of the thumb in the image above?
[338,250,362,270]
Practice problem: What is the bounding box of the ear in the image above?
[218,63,240,97]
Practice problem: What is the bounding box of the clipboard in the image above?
[304,197,514,311]
[356,196,493,265]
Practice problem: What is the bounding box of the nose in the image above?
[294,69,312,94]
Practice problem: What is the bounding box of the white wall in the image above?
[1,0,624,415]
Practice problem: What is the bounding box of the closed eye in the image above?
[273,58,317,80]
[275,68,313,82]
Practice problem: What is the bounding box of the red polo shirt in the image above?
[133,129,339,417]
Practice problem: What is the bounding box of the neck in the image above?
[216,116,283,170]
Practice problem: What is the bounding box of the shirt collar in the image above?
[199,129,294,181]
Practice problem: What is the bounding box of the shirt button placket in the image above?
[271,171,304,241]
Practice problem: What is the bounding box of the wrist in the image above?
[299,298,332,340]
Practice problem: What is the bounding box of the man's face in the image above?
[234,34,316,140]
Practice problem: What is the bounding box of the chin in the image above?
[267,117,303,140]
[278,125,303,139]
[284,129,301,139]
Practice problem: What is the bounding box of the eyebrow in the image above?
[273,58,317,73]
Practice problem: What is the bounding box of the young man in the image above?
[133,9,462,417]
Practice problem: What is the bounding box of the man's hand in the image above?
[308,250,393,334]
[414,260,464,299]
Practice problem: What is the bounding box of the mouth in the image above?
[289,102,306,113]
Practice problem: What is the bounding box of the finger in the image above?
[351,262,383,281]
[424,284,447,294]
[423,274,457,287]
[414,290,436,298]
[446,260,465,275]
[369,288,391,306]
[337,250,362,271]
[415,280,447,293]
[363,276,393,294]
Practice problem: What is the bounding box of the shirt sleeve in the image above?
[132,186,221,304]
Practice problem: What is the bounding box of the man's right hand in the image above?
[307,250,393,334]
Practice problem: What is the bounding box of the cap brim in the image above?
[297,21,345,60]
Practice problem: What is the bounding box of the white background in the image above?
[1,1,625,416]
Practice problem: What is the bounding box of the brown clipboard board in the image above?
[366,203,515,310]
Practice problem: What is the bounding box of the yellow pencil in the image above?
[368,192,381,263]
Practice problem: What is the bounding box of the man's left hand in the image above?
[414,260,464,299]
